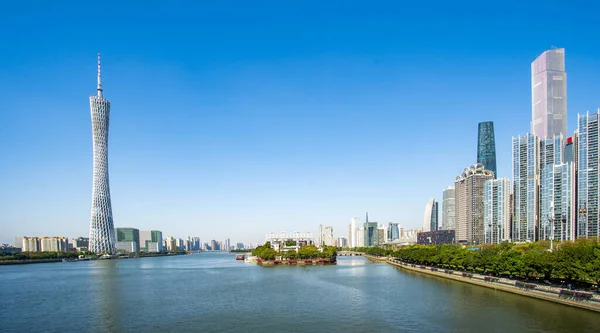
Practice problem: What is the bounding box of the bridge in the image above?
[337,251,363,256]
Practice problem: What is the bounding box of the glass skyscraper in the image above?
[423,198,438,232]
[512,134,539,242]
[442,186,455,230]
[541,163,575,241]
[363,222,378,247]
[387,222,399,241]
[577,112,599,239]
[531,48,567,139]
[477,121,497,178]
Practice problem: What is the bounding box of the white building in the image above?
[356,227,364,247]
[322,226,335,246]
[350,217,361,247]
[531,48,567,139]
[513,134,540,242]
[484,178,511,244]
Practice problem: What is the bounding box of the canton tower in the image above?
[89,54,117,254]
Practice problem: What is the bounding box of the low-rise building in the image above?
[417,230,456,245]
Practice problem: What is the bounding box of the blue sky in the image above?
[1,1,599,245]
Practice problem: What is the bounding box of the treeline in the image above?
[252,242,337,260]
[356,240,600,288]
[0,251,87,261]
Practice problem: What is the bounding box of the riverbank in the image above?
[0,252,187,266]
[363,254,600,313]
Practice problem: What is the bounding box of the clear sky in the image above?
[1,0,599,245]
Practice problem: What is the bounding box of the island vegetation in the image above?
[354,239,600,290]
[252,242,337,260]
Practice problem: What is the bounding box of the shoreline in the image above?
[0,252,187,266]
[363,254,600,313]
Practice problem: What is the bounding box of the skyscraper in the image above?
[577,111,599,239]
[531,48,567,139]
[350,217,360,248]
[423,198,438,232]
[455,164,494,245]
[512,134,540,242]
[387,222,399,241]
[89,54,117,254]
[483,178,510,244]
[442,186,456,230]
[477,121,497,177]
[541,163,576,241]
[363,222,378,247]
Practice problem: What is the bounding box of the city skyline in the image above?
[2,1,600,244]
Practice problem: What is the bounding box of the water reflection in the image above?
[89,260,122,332]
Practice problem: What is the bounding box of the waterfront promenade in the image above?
[363,254,600,313]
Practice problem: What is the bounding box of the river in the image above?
[1,253,599,332]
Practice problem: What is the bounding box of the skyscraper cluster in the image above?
[425,47,599,245]
[348,214,420,247]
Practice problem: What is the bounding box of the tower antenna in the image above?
[97,53,103,98]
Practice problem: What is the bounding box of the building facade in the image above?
[512,134,540,242]
[577,112,599,239]
[363,222,378,247]
[541,163,576,241]
[89,54,117,254]
[455,164,494,245]
[477,121,497,177]
[350,217,360,248]
[442,186,456,230]
[423,198,438,232]
[417,230,456,245]
[484,178,511,244]
[323,226,335,246]
[531,48,567,140]
[116,227,140,253]
[387,222,400,241]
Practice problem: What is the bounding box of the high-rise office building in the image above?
[455,164,494,245]
[387,222,400,241]
[541,163,576,241]
[477,121,497,177]
[423,198,438,232]
[484,178,511,244]
[377,226,386,246]
[577,112,600,239]
[442,186,456,230]
[531,48,567,139]
[116,227,140,253]
[512,134,540,242]
[564,136,576,163]
[363,222,378,247]
[317,224,324,246]
[350,217,360,248]
[356,228,364,247]
[89,54,116,254]
[541,135,564,167]
[323,227,335,246]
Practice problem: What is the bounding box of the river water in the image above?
[1,253,599,332]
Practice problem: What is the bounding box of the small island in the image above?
[252,242,337,266]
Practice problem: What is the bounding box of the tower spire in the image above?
[97,53,103,98]
[366,212,369,223]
